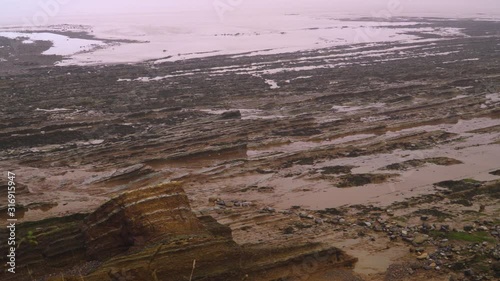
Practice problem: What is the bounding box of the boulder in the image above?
[220,110,241,119]
[83,182,207,260]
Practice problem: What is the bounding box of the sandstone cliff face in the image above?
[83,182,207,260]
[0,182,357,281]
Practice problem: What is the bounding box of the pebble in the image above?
[413,233,429,244]
[262,206,275,213]
[299,212,309,218]
[241,201,253,207]
[440,225,450,232]
[463,225,474,232]
[463,268,475,277]
[417,253,429,260]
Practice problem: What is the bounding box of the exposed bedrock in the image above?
[0,182,356,281]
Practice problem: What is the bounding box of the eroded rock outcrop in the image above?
[83,181,207,260]
[1,182,357,281]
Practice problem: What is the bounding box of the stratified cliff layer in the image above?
[0,182,357,281]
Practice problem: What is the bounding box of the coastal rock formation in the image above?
[0,182,357,281]
[83,181,206,260]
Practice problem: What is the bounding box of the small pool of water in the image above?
[0,31,106,56]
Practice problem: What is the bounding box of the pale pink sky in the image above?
[1,0,499,25]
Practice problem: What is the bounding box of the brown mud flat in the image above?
[0,19,500,281]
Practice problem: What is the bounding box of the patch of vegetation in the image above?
[463,178,480,184]
[456,180,500,199]
[429,230,495,243]
[294,157,315,166]
[472,263,491,275]
[320,165,355,175]
[383,157,462,171]
[392,216,408,223]
[336,173,397,188]
[462,210,485,216]
[435,179,482,192]
[425,157,463,166]
[281,157,315,168]
[427,230,446,239]
[450,199,473,206]
[17,230,38,249]
[413,208,453,219]
[446,231,495,243]
[484,181,500,199]
[384,159,425,170]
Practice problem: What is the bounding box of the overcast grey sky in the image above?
[1,0,499,25]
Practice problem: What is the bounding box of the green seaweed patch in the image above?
[413,208,453,219]
[336,173,398,188]
[320,165,356,175]
[282,157,315,168]
[453,180,500,199]
[447,231,495,243]
[425,157,463,166]
[483,181,500,199]
[429,230,495,243]
[450,199,473,206]
[435,179,482,192]
[384,157,462,171]
[384,159,425,170]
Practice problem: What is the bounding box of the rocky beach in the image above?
[0,4,499,281]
